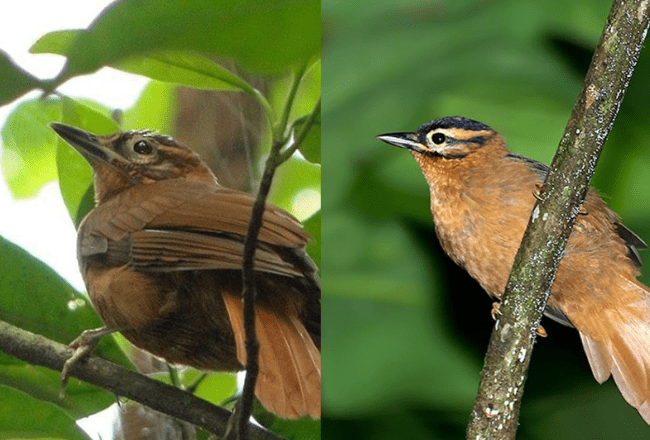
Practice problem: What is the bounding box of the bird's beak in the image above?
[50,123,122,165]
[376,132,428,154]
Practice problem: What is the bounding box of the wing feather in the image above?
[129,229,302,277]
[90,179,308,249]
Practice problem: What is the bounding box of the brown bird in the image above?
[377,116,650,424]
[51,123,320,419]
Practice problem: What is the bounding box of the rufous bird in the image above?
[377,116,650,424]
[51,123,320,419]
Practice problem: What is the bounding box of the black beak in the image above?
[376,132,427,154]
[50,123,112,163]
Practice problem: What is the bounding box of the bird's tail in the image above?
[577,278,650,424]
[223,292,321,419]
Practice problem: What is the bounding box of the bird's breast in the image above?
[425,163,537,298]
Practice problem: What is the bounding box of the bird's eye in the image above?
[133,140,153,155]
[430,133,446,145]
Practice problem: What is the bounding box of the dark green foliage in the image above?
[322,0,650,438]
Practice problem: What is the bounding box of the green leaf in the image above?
[31,0,319,81]
[184,370,238,406]
[296,113,321,164]
[0,235,132,418]
[57,98,120,226]
[0,51,40,107]
[117,52,257,93]
[0,361,115,422]
[271,59,321,121]
[122,81,177,134]
[1,99,61,198]
[268,156,320,220]
[150,369,238,407]
[253,404,321,440]
[29,29,79,56]
[0,236,130,364]
[33,31,257,95]
[0,385,88,440]
[271,60,321,163]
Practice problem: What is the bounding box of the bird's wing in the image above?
[80,179,311,277]
[505,152,646,267]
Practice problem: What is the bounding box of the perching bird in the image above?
[377,115,650,424]
[51,123,320,419]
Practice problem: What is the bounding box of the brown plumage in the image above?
[51,123,320,419]
[377,116,650,424]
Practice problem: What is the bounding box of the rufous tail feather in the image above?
[578,278,650,423]
[223,292,321,418]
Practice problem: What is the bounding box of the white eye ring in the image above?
[428,132,446,145]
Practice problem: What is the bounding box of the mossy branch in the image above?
[466,0,650,438]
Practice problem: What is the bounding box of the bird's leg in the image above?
[532,183,543,201]
[491,301,502,320]
[491,301,547,337]
[60,326,120,397]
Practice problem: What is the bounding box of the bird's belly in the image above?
[431,197,531,299]
[84,266,241,371]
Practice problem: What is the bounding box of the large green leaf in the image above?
[117,52,255,93]
[0,386,87,440]
[32,32,257,94]
[0,51,41,107]
[32,0,319,83]
[1,99,61,198]
[0,235,132,419]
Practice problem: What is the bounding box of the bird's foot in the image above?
[491,302,502,320]
[491,301,548,337]
[60,326,116,398]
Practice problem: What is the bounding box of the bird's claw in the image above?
[491,302,502,320]
[59,327,114,398]
[492,302,548,337]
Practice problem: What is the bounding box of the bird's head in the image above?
[376,116,503,160]
[51,123,217,202]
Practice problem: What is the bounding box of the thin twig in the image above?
[277,63,308,140]
[231,139,282,440]
[277,99,321,164]
[0,319,280,440]
[232,68,320,440]
[466,0,650,438]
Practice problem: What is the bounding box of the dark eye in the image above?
[133,140,153,155]
[430,133,446,145]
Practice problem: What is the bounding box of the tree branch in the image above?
[0,319,280,440]
[467,0,650,438]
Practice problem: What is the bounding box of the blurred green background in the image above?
[321,0,650,438]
